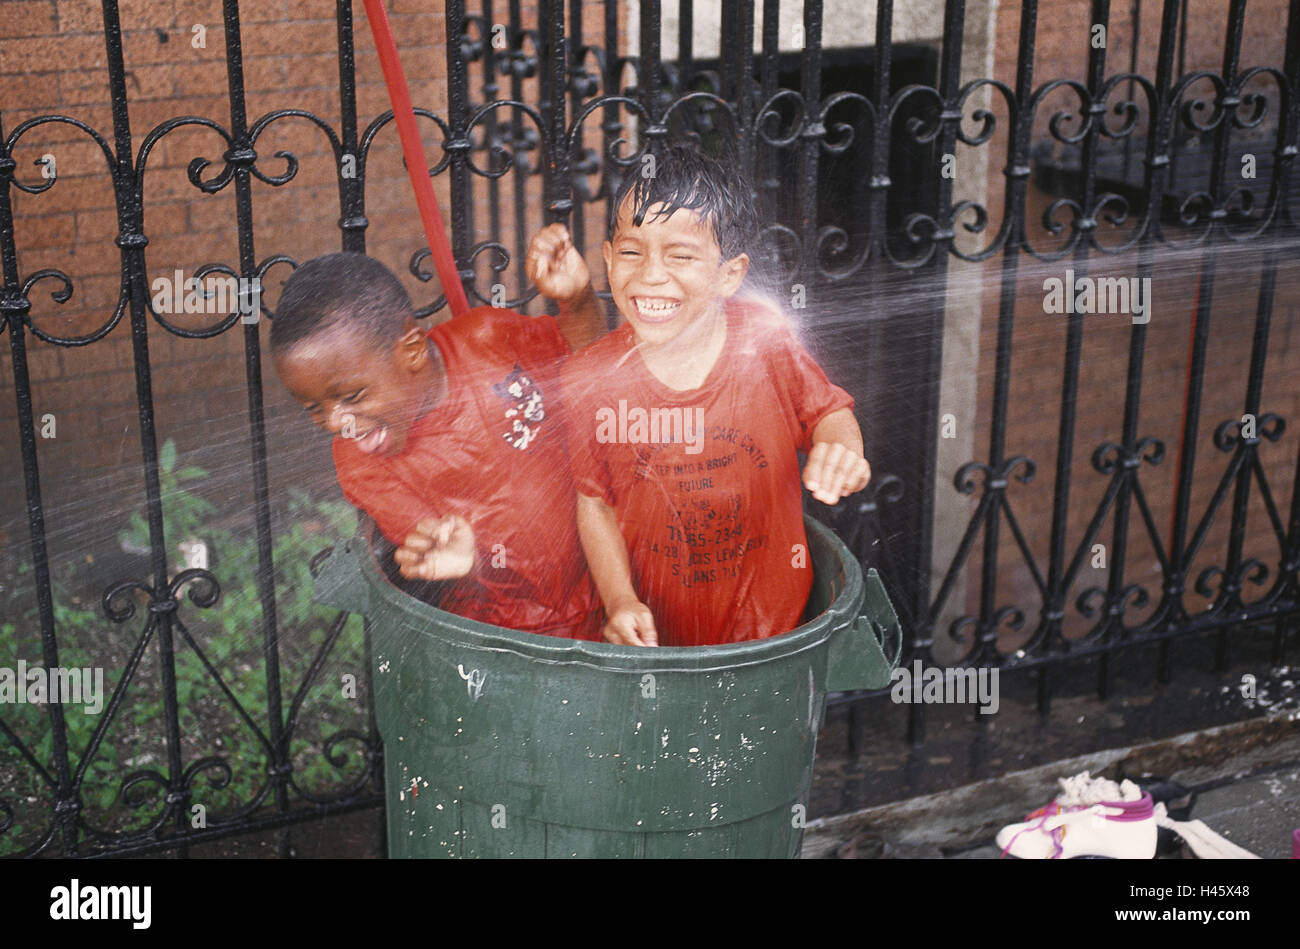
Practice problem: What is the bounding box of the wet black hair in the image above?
[269,252,414,355]
[606,144,757,261]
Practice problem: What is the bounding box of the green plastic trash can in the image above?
[313,515,900,858]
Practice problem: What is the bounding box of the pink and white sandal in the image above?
[996,773,1157,859]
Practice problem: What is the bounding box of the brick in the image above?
[150,350,244,400]
[17,172,115,213]
[54,68,116,107]
[116,24,218,69]
[53,0,103,34]
[2,35,105,72]
[385,0,448,17]
[0,1,58,38]
[14,210,75,251]
[1,71,61,112]
[282,51,341,91]
[242,21,339,59]
[116,0,189,33]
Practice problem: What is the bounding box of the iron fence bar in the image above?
[977,1,1038,675]
[1101,0,1158,691]
[905,0,967,745]
[220,0,293,858]
[508,0,528,301]
[733,3,756,188]
[639,0,666,153]
[756,0,780,214]
[679,0,695,92]
[1141,0,1184,686]
[337,0,367,254]
[989,0,1043,712]
[1085,1,1116,699]
[482,0,503,268]
[78,793,385,859]
[336,0,385,859]
[1213,0,1251,673]
[566,0,585,253]
[543,0,571,229]
[447,0,475,302]
[1123,0,1141,184]
[842,0,897,755]
[101,0,193,858]
[794,0,823,283]
[599,0,623,219]
[1272,0,1300,666]
[0,110,76,854]
[1285,0,1300,233]
[1194,0,1248,672]
[1171,0,1189,188]
[722,1,736,99]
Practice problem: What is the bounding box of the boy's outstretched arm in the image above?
[804,407,872,505]
[526,223,606,351]
[575,492,658,646]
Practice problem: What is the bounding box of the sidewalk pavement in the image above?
[803,715,1300,859]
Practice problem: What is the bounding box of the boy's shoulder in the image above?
[561,322,636,379]
[433,305,566,364]
[726,294,797,342]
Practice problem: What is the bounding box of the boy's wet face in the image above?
[273,325,431,457]
[603,196,748,348]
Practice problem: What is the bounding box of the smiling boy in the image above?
[271,229,604,639]
[561,146,871,647]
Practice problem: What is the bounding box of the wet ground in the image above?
[142,625,1295,858]
[804,719,1300,859]
[809,627,1296,817]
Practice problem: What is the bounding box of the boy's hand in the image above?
[394,515,476,581]
[602,596,659,647]
[803,442,871,505]
[526,223,590,303]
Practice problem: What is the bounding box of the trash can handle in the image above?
[825,567,903,692]
[312,539,371,616]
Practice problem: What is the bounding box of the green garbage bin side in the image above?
[314,516,899,858]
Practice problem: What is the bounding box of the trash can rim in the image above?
[352,515,863,672]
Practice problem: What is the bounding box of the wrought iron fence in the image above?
[2,0,1299,856]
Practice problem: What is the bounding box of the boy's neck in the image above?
[413,337,450,420]
[635,301,728,392]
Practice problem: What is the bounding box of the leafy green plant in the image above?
[1,438,368,854]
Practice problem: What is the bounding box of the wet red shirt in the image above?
[561,298,854,646]
[333,306,600,641]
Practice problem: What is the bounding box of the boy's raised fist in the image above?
[526,223,590,303]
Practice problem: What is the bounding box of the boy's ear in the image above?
[394,324,430,372]
[718,253,749,298]
[601,240,613,275]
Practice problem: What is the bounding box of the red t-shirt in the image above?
[561,298,855,646]
[333,306,601,641]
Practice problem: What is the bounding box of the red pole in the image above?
[361,0,470,318]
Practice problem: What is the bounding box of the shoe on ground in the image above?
[996,772,1157,859]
